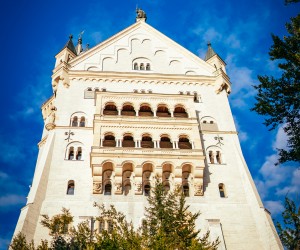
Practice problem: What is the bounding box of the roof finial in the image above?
[207,41,211,47]
[136,7,147,22]
[69,34,73,40]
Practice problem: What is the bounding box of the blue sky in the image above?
[0,0,299,248]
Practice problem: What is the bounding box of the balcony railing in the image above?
[122,141,135,147]
[178,142,192,149]
[160,141,173,148]
[103,140,116,147]
[121,111,136,116]
[141,141,154,148]
[174,113,188,118]
[103,110,118,115]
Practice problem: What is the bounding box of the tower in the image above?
[13,11,283,249]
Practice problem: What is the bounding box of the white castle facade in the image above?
[13,12,283,249]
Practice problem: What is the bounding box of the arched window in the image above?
[144,184,151,196]
[123,162,133,195]
[79,117,85,127]
[68,147,74,160]
[72,116,78,127]
[219,183,226,198]
[146,63,150,70]
[156,105,171,117]
[194,92,199,103]
[216,151,222,164]
[174,105,188,118]
[66,142,84,161]
[104,183,112,195]
[162,163,172,192]
[209,151,214,164]
[182,184,189,197]
[76,147,82,160]
[139,104,153,116]
[121,104,135,116]
[67,180,75,195]
[143,163,153,196]
[140,63,145,70]
[160,136,172,148]
[122,134,134,147]
[103,103,118,115]
[141,135,154,148]
[103,134,116,147]
[182,164,192,197]
[178,136,192,149]
[124,182,131,195]
[200,116,219,131]
[207,146,223,164]
[134,62,138,70]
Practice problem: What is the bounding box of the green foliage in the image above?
[94,203,142,250]
[11,181,219,249]
[10,232,35,250]
[40,207,73,236]
[276,197,300,250]
[142,179,219,250]
[252,9,300,164]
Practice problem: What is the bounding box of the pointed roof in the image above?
[61,35,77,55]
[204,42,217,61]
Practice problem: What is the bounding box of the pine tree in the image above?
[142,179,220,250]
[276,197,300,250]
[252,2,300,164]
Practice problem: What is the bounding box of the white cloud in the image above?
[259,154,288,188]
[272,126,288,150]
[0,194,26,207]
[202,28,222,43]
[264,200,284,216]
[225,34,241,49]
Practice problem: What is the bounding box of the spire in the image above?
[76,31,84,55]
[204,42,217,61]
[136,7,147,22]
[62,35,77,55]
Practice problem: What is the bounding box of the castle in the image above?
[13,10,283,249]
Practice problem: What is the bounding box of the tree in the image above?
[142,179,219,250]
[276,197,300,250]
[251,3,300,164]
[10,232,35,250]
[11,181,218,249]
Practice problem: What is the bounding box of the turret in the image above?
[52,35,77,94]
[205,42,231,94]
[205,42,227,74]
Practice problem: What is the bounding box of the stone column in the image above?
[170,108,174,117]
[117,106,122,116]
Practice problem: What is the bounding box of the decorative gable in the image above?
[70,22,214,76]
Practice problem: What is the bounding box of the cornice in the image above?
[200,130,238,135]
[97,123,194,130]
[68,70,216,86]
